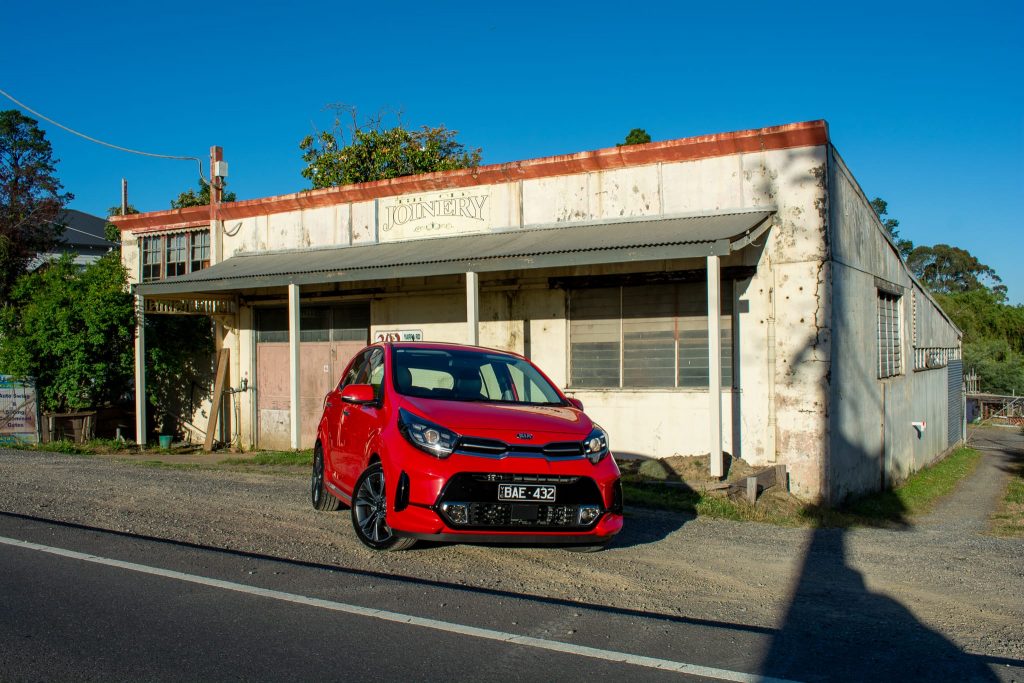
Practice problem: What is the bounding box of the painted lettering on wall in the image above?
[373,330,423,342]
[378,189,491,242]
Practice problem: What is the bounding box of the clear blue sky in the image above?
[3,1,1021,302]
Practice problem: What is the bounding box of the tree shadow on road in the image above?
[760,526,1000,682]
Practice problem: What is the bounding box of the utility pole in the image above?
[121,178,128,215]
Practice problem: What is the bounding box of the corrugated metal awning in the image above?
[136,208,774,296]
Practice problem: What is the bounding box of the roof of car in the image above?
[385,341,526,358]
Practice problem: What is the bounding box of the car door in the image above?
[324,349,369,492]
[338,346,386,492]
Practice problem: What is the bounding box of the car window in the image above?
[393,348,563,405]
[366,348,385,400]
[507,363,553,403]
[339,350,369,390]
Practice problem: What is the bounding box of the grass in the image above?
[624,446,983,527]
[990,472,1024,538]
[220,449,313,467]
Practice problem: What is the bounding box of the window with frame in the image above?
[139,229,211,282]
[165,233,188,277]
[569,281,735,389]
[255,303,371,345]
[877,290,903,378]
[141,236,163,281]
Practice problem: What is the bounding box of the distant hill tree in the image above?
[300,106,481,189]
[0,110,73,300]
[618,128,652,146]
[104,203,139,243]
[171,178,236,209]
[906,244,1006,298]
[870,197,913,260]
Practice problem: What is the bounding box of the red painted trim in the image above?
[110,120,829,232]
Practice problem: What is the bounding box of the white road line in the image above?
[0,534,797,683]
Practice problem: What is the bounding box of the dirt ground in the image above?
[1,428,1022,678]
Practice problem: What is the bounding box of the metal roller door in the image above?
[947,359,963,447]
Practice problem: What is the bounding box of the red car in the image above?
[311,342,623,551]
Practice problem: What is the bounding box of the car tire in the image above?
[311,443,341,511]
[351,462,416,551]
[564,540,612,553]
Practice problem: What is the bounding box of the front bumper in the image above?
[382,446,623,543]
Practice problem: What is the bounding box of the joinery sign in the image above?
[378,188,491,242]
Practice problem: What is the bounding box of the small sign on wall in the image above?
[0,376,40,445]
[373,329,424,343]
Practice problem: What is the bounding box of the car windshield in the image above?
[392,347,565,406]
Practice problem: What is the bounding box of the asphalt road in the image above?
[0,512,782,683]
[1,432,1021,682]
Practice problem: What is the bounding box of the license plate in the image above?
[497,484,556,502]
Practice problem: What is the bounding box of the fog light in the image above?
[578,505,601,525]
[442,503,469,525]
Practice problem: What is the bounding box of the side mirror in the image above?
[341,384,376,405]
[567,397,584,411]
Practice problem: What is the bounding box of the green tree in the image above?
[870,197,913,260]
[618,128,652,146]
[299,108,481,189]
[0,110,73,300]
[906,244,1005,297]
[171,178,236,209]
[0,253,135,412]
[104,203,139,244]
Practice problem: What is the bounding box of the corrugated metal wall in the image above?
[948,359,963,447]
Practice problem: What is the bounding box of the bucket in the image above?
[158,435,173,449]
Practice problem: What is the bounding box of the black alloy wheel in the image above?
[311,443,341,511]
[351,462,415,551]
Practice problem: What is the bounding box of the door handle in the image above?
[325,401,334,408]
[342,409,350,417]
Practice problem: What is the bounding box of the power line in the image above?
[0,87,206,182]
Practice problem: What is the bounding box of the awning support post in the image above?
[134,294,146,446]
[466,271,479,345]
[288,283,301,450]
[707,255,724,478]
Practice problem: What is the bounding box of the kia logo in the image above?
[517,433,534,440]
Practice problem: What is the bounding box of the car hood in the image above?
[401,397,593,441]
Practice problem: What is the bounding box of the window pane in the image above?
[569,288,620,388]
[677,281,734,388]
[622,284,675,387]
[190,230,210,272]
[331,303,370,342]
[141,236,163,282]
[165,234,187,277]
[300,306,330,342]
[255,308,288,343]
[877,292,902,378]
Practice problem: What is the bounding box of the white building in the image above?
[113,120,962,503]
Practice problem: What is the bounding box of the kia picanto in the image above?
[311,342,624,551]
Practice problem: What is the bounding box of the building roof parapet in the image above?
[111,120,828,233]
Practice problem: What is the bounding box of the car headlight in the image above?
[398,408,459,459]
[583,426,609,464]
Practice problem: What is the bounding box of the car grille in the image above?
[457,437,584,458]
[466,503,582,527]
[435,472,604,530]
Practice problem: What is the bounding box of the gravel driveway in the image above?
[1,434,1022,680]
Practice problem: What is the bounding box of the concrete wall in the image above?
[827,147,961,503]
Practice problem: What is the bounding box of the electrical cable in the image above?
[0,87,207,183]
